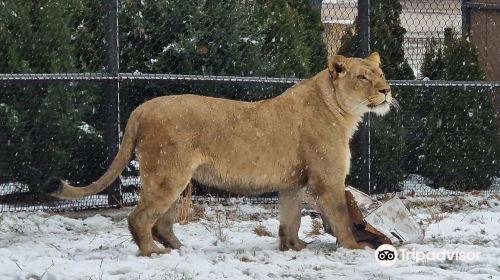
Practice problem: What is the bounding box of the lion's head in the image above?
[327,52,396,116]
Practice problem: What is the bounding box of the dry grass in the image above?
[405,196,467,213]
[176,183,193,225]
[425,206,448,223]
[203,208,233,244]
[253,224,273,237]
[191,204,206,221]
[404,197,441,209]
[439,196,468,213]
[239,256,253,262]
[306,219,323,238]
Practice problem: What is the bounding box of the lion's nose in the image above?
[379,88,391,96]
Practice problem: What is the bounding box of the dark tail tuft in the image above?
[42,176,64,195]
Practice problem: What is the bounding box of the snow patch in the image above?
[1,195,499,279]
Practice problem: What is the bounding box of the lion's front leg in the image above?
[278,190,307,251]
[308,176,368,250]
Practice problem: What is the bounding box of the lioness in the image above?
[44,53,394,256]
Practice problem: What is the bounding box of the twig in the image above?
[118,237,132,245]
[40,259,55,279]
[98,258,104,280]
[49,243,62,251]
[14,261,23,271]
[89,234,97,244]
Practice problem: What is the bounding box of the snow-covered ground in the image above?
[0,194,499,280]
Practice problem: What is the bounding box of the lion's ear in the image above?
[328,55,348,80]
[366,52,381,65]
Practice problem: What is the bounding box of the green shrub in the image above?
[418,34,499,190]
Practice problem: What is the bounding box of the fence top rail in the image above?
[1,73,499,88]
[388,80,500,88]
[119,73,302,84]
[0,73,115,83]
[465,2,500,11]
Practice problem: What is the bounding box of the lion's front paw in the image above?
[341,241,373,250]
[294,239,307,251]
[279,238,307,251]
[138,247,171,257]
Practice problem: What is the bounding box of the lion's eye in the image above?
[357,75,368,80]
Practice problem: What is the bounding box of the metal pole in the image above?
[461,0,471,37]
[104,0,122,206]
[358,0,370,58]
[358,0,371,193]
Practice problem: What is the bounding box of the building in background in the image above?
[467,0,500,130]
[321,0,462,78]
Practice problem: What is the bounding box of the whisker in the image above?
[359,99,370,105]
[391,99,400,111]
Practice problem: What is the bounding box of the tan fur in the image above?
[50,53,394,256]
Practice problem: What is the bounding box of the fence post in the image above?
[358,0,371,194]
[461,0,471,37]
[104,0,122,206]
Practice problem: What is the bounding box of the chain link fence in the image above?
[1,0,499,212]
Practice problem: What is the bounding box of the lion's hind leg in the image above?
[278,190,307,251]
[128,174,190,256]
[153,204,183,249]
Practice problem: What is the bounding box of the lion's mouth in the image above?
[368,100,392,116]
[368,101,388,108]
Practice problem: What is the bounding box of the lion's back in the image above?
[135,94,256,124]
[131,94,274,147]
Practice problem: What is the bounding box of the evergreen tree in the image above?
[0,1,31,73]
[152,0,265,76]
[401,39,442,175]
[420,40,445,80]
[289,0,327,74]
[117,0,327,110]
[71,0,106,72]
[418,32,499,190]
[0,0,100,190]
[117,0,270,114]
[256,0,327,78]
[338,0,413,193]
[339,0,413,79]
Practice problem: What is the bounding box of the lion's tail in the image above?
[43,109,142,199]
